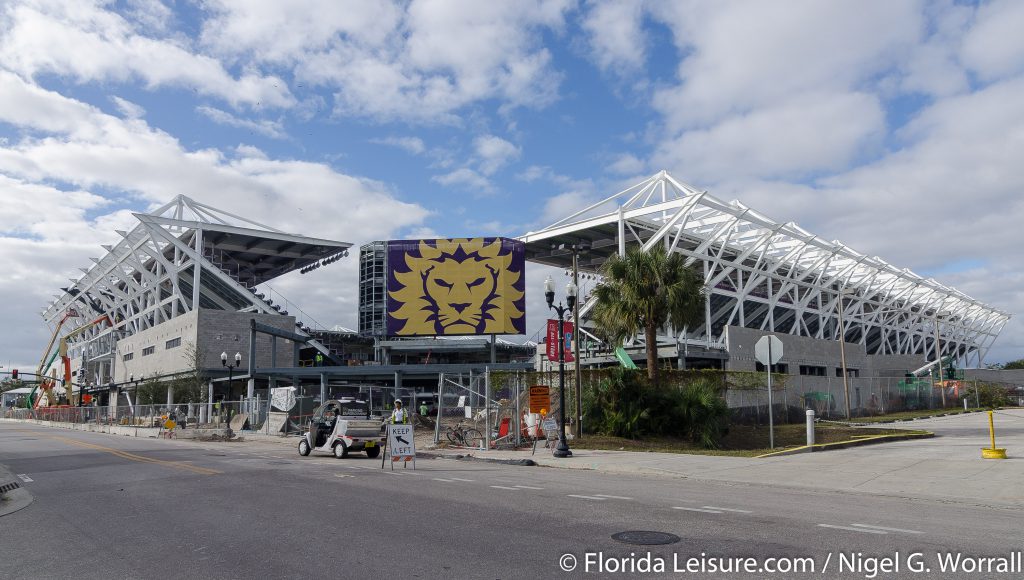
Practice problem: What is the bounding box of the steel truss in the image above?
[521,171,1009,367]
[41,195,351,379]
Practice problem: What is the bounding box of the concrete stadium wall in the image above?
[116,310,200,382]
[196,309,296,372]
[724,325,926,378]
[113,309,296,381]
[963,368,1024,387]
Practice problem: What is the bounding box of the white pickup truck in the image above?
[298,398,385,459]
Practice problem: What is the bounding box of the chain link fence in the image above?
[2,398,308,434]
[488,368,1021,428]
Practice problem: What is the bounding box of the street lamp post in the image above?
[221,352,241,436]
[128,374,141,424]
[544,275,577,459]
[566,241,590,439]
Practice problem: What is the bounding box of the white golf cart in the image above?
[297,398,385,459]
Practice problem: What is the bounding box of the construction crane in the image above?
[35,309,79,380]
[29,309,80,408]
[32,314,111,408]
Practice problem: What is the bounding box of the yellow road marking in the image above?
[50,435,221,476]
[1,425,220,475]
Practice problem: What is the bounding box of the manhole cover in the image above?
[612,531,681,546]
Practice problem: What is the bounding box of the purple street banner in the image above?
[387,237,526,336]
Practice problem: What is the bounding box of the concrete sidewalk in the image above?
[428,409,1024,508]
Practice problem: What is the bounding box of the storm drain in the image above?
[0,481,21,494]
[612,531,681,546]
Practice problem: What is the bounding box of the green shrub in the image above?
[582,369,730,448]
[964,382,1014,409]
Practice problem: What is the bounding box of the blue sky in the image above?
[1,0,1024,371]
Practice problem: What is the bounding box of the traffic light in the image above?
[11,369,17,380]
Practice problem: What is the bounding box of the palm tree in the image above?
[591,244,705,384]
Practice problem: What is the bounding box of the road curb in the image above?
[0,463,33,517]
[755,431,935,458]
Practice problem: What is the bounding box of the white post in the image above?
[207,380,214,422]
[806,409,815,448]
[484,368,491,450]
[166,384,174,408]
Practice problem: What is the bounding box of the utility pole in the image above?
[572,250,582,439]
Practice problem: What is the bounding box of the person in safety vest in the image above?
[386,400,409,424]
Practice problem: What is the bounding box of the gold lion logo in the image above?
[388,238,525,336]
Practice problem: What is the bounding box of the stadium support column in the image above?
[248,319,256,400]
[320,373,327,404]
[704,260,712,343]
[192,228,202,308]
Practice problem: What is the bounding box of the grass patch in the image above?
[571,423,928,458]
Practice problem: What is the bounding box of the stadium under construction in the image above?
[33,171,1012,418]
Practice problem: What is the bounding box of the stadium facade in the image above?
[520,171,1009,375]
[40,195,351,403]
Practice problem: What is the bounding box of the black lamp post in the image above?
[128,374,141,423]
[544,275,577,458]
[221,352,241,436]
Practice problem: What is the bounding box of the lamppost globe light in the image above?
[234,352,241,364]
[566,281,577,297]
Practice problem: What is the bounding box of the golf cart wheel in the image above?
[365,445,381,459]
[333,442,349,459]
[298,439,311,456]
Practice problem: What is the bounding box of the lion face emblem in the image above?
[387,238,526,336]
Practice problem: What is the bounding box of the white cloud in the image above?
[648,0,920,130]
[474,135,520,175]
[432,168,492,193]
[196,106,287,139]
[0,1,294,109]
[653,92,886,182]
[898,0,972,97]
[110,96,145,119]
[202,0,573,123]
[581,0,646,75]
[372,136,426,155]
[606,153,645,175]
[961,0,1024,81]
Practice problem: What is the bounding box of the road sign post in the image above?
[754,335,783,450]
[385,423,416,470]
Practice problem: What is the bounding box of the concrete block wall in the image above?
[116,310,200,382]
[113,309,296,381]
[196,309,296,372]
[724,325,925,378]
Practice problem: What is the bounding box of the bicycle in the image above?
[445,421,483,448]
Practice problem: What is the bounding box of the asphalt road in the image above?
[1,423,1021,580]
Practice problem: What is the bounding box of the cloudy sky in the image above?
[1,0,1023,373]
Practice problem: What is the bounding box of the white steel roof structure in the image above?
[42,195,351,363]
[520,171,1009,366]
